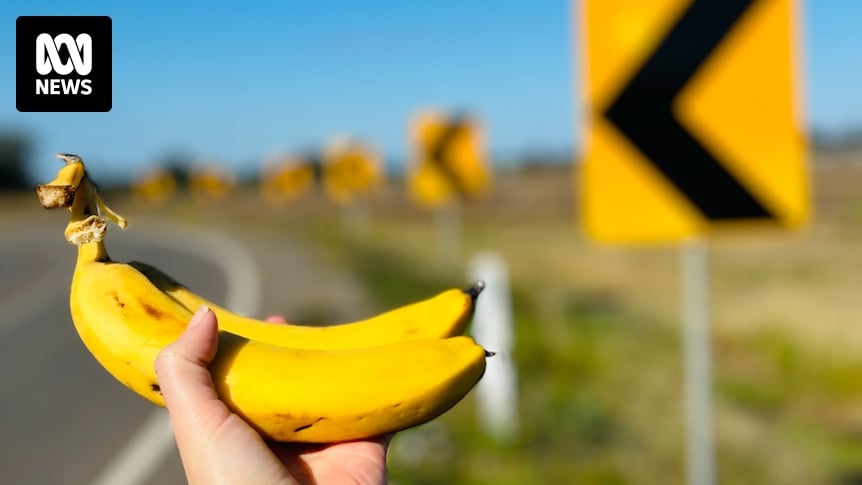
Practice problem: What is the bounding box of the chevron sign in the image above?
[580,0,809,242]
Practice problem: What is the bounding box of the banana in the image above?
[133,260,483,349]
[71,241,487,442]
[38,154,490,442]
[214,335,485,442]
[37,154,483,349]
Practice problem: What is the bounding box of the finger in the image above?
[155,308,296,483]
[266,315,287,324]
[154,306,232,444]
[165,305,218,365]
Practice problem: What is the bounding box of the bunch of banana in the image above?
[36,154,490,443]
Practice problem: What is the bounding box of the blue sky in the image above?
[1,1,860,184]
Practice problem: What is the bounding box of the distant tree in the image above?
[0,132,31,191]
[156,150,193,188]
[811,125,862,150]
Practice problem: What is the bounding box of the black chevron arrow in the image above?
[429,116,471,199]
[604,0,773,220]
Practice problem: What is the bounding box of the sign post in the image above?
[681,237,714,485]
[579,1,807,483]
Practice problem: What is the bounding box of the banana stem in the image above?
[78,240,109,264]
[36,155,127,255]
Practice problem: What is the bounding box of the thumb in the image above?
[154,306,232,445]
[161,304,219,367]
[154,306,293,484]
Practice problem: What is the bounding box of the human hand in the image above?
[154,306,389,485]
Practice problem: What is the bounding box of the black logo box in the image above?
[16,16,112,112]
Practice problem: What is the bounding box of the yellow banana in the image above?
[70,240,486,441]
[38,154,489,442]
[37,154,483,349]
[132,260,483,349]
[213,335,485,442]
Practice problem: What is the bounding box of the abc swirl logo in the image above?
[16,16,112,112]
[35,33,94,95]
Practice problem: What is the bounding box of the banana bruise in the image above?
[132,260,483,350]
[72,240,487,442]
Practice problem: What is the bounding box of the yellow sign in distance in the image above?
[131,167,176,208]
[260,154,316,207]
[322,139,384,205]
[408,112,490,208]
[188,161,236,202]
[580,0,808,243]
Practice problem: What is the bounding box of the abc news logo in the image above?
[17,16,112,112]
[36,33,94,94]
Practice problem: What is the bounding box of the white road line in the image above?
[89,219,262,485]
[89,410,174,485]
[111,218,263,315]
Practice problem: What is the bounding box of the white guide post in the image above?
[468,251,519,442]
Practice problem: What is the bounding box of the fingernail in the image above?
[188,305,210,329]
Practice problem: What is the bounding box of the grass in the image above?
[293,213,690,483]
[263,161,862,484]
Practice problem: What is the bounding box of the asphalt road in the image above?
[0,202,376,485]
[0,225,229,485]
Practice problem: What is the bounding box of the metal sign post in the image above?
[681,237,715,485]
[433,203,462,269]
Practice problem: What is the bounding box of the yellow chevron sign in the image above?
[580,0,808,242]
[408,112,490,208]
[322,139,384,204]
[260,154,316,206]
[131,167,176,208]
[189,161,235,202]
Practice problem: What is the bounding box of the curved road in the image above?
[0,208,374,485]
[0,224,232,485]
[0,220,246,485]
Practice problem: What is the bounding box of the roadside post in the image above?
[468,251,520,443]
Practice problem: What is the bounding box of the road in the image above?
[0,207,375,485]
[0,222,236,485]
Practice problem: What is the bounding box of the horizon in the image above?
[1,1,860,185]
